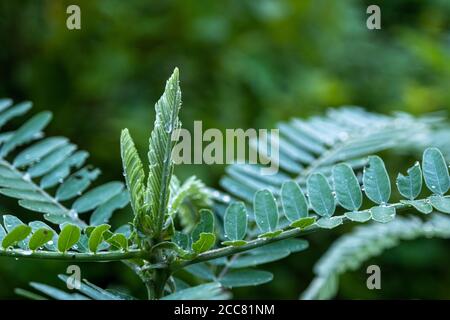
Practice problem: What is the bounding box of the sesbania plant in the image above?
[0,68,450,300]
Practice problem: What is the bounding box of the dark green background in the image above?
[0,0,449,299]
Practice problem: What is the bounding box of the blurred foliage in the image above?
[0,0,449,299]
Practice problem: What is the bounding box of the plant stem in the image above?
[0,248,145,261]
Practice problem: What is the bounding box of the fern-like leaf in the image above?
[301,214,450,300]
[0,99,129,227]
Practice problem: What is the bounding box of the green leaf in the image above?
[146,68,182,237]
[0,98,13,113]
[258,230,282,238]
[345,210,371,222]
[14,288,48,300]
[40,151,88,188]
[0,224,5,243]
[400,199,433,214]
[221,240,247,247]
[154,241,195,259]
[27,144,76,178]
[289,217,316,229]
[19,200,66,215]
[14,137,68,167]
[29,282,88,300]
[429,195,450,214]
[120,129,145,217]
[220,270,273,288]
[29,221,57,250]
[89,191,130,226]
[0,176,34,189]
[281,180,308,222]
[0,188,47,201]
[88,224,111,253]
[3,214,24,231]
[307,173,335,217]
[332,163,362,211]
[105,233,128,251]
[396,162,422,200]
[172,231,191,251]
[185,263,216,281]
[0,111,52,157]
[316,217,343,229]
[161,283,225,300]
[0,101,32,129]
[192,232,216,253]
[363,156,391,204]
[3,215,29,248]
[230,251,290,268]
[422,147,449,195]
[72,182,124,213]
[253,189,279,233]
[223,202,247,241]
[58,275,120,300]
[371,206,396,223]
[28,228,54,251]
[1,225,32,249]
[57,224,81,253]
[192,209,215,242]
[56,168,100,201]
[252,239,309,255]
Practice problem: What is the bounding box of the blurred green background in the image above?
[0,0,449,299]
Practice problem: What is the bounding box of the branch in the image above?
[0,248,145,262]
